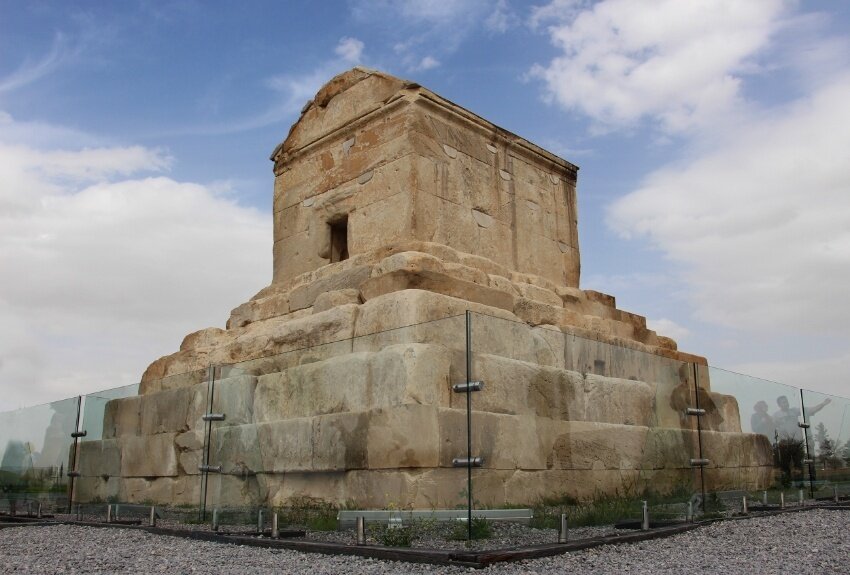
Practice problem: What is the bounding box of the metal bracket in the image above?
[67,471,81,477]
[71,430,88,438]
[452,381,484,393]
[198,465,222,473]
[452,457,483,467]
[689,458,710,467]
[802,459,814,464]
[798,422,810,429]
[202,413,226,422]
[685,408,706,416]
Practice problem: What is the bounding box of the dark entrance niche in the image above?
[329,216,349,263]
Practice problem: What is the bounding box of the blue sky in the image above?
[1,0,850,412]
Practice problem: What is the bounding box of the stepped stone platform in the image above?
[74,68,772,509]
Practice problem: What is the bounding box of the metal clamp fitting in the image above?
[452,457,483,467]
[202,413,226,422]
[685,408,706,416]
[198,464,222,473]
[689,458,710,467]
[71,430,88,438]
[452,381,484,393]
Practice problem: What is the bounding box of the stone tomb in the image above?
[74,68,772,509]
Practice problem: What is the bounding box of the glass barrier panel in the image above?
[468,312,700,543]
[72,369,206,524]
[206,314,467,543]
[801,389,850,501]
[0,396,79,516]
[704,368,804,512]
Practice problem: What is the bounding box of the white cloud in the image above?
[335,37,365,63]
[412,56,440,72]
[352,0,515,72]
[485,0,518,33]
[0,118,270,411]
[0,33,68,94]
[607,73,850,338]
[646,318,690,342]
[530,0,789,132]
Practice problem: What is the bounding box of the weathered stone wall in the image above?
[72,68,774,509]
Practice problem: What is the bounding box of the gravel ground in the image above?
[0,509,847,574]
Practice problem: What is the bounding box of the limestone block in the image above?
[360,269,515,312]
[253,343,451,421]
[700,430,773,469]
[350,192,414,255]
[313,288,361,314]
[354,289,515,342]
[210,423,263,475]
[312,411,368,471]
[228,337,353,381]
[256,419,314,472]
[74,475,120,504]
[531,325,567,369]
[439,409,547,470]
[514,297,568,327]
[119,476,200,506]
[278,69,409,161]
[540,420,653,471]
[212,375,257,426]
[120,434,178,478]
[582,373,656,427]
[467,311,561,366]
[180,327,229,352]
[515,283,563,308]
[139,386,196,436]
[366,405,440,469]
[288,266,372,311]
[78,439,121,478]
[227,293,290,328]
[103,396,142,439]
[215,303,358,367]
[205,473,263,508]
[276,125,414,219]
[410,109,496,168]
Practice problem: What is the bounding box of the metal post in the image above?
[212,508,219,531]
[465,310,473,541]
[763,490,768,506]
[198,365,216,522]
[692,364,707,512]
[76,504,82,521]
[834,486,840,503]
[558,513,568,543]
[37,502,42,519]
[356,516,366,545]
[742,496,748,515]
[257,509,265,534]
[149,506,156,527]
[67,395,83,513]
[114,504,120,521]
[780,492,785,509]
[271,512,279,539]
[107,504,113,523]
[799,489,804,506]
[687,501,693,522]
[800,389,815,498]
[641,501,650,531]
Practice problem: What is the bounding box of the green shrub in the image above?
[449,516,492,540]
[372,524,415,547]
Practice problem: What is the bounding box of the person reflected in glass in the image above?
[751,400,774,437]
[773,395,831,439]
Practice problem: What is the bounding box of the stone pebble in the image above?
[0,510,847,574]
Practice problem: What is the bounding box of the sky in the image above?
[1,0,849,415]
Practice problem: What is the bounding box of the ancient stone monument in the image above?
[75,68,772,509]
